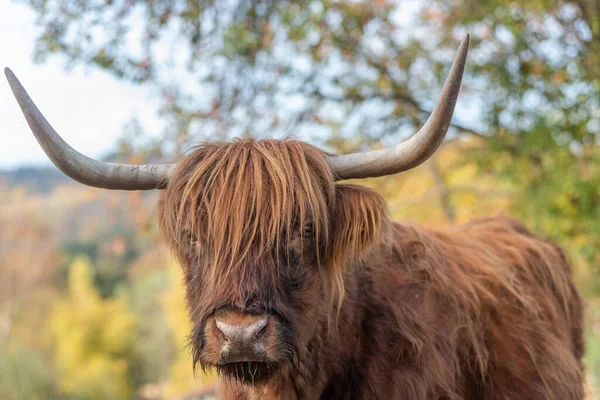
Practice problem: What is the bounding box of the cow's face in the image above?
[159,139,388,384]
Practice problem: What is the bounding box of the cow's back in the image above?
[459,217,584,398]
[358,216,584,399]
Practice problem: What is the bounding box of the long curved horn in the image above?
[328,34,470,180]
[4,68,173,190]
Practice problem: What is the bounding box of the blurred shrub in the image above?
[49,256,136,400]
[0,344,57,400]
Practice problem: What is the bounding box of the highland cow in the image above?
[5,34,585,399]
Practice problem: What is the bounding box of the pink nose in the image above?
[215,315,269,362]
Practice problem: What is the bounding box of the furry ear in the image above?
[328,184,389,270]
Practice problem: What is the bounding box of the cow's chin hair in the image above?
[216,361,279,386]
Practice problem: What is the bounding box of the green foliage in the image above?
[49,256,136,400]
[437,0,600,292]
[127,271,177,387]
[0,345,57,400]
[585,300,600,393]
[59,237,138,299]
[22,0,424,151]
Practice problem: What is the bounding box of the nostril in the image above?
[249,316,268,338]
[214,320,229,342]
[215,319,235,342]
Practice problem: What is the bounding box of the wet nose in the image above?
[215,314,269,362]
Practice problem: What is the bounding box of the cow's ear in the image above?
[328,184,389,268]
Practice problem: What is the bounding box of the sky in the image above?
[0,0,161,169]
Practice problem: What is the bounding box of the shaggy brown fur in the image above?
[159,138,584,399]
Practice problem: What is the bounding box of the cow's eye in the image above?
[303,222,313,238]
[286,275,302,291]
[182,229,198,247]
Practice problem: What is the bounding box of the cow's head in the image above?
[158,138,392,382]
[4,35,468,384]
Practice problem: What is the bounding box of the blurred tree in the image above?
[21,0,479,154]
[418,0,600,293]
[0,211,58,342]
[60,234,139,299]
[49,256,136,400]
[54,189,157,298]
[127,271,177,391]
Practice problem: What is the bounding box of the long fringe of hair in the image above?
[159,138,375,304]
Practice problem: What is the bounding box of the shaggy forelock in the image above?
[159,139,337,289]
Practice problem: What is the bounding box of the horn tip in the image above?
[4,67,17,84]
[457,33,470,62]
[460,33,470,49]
